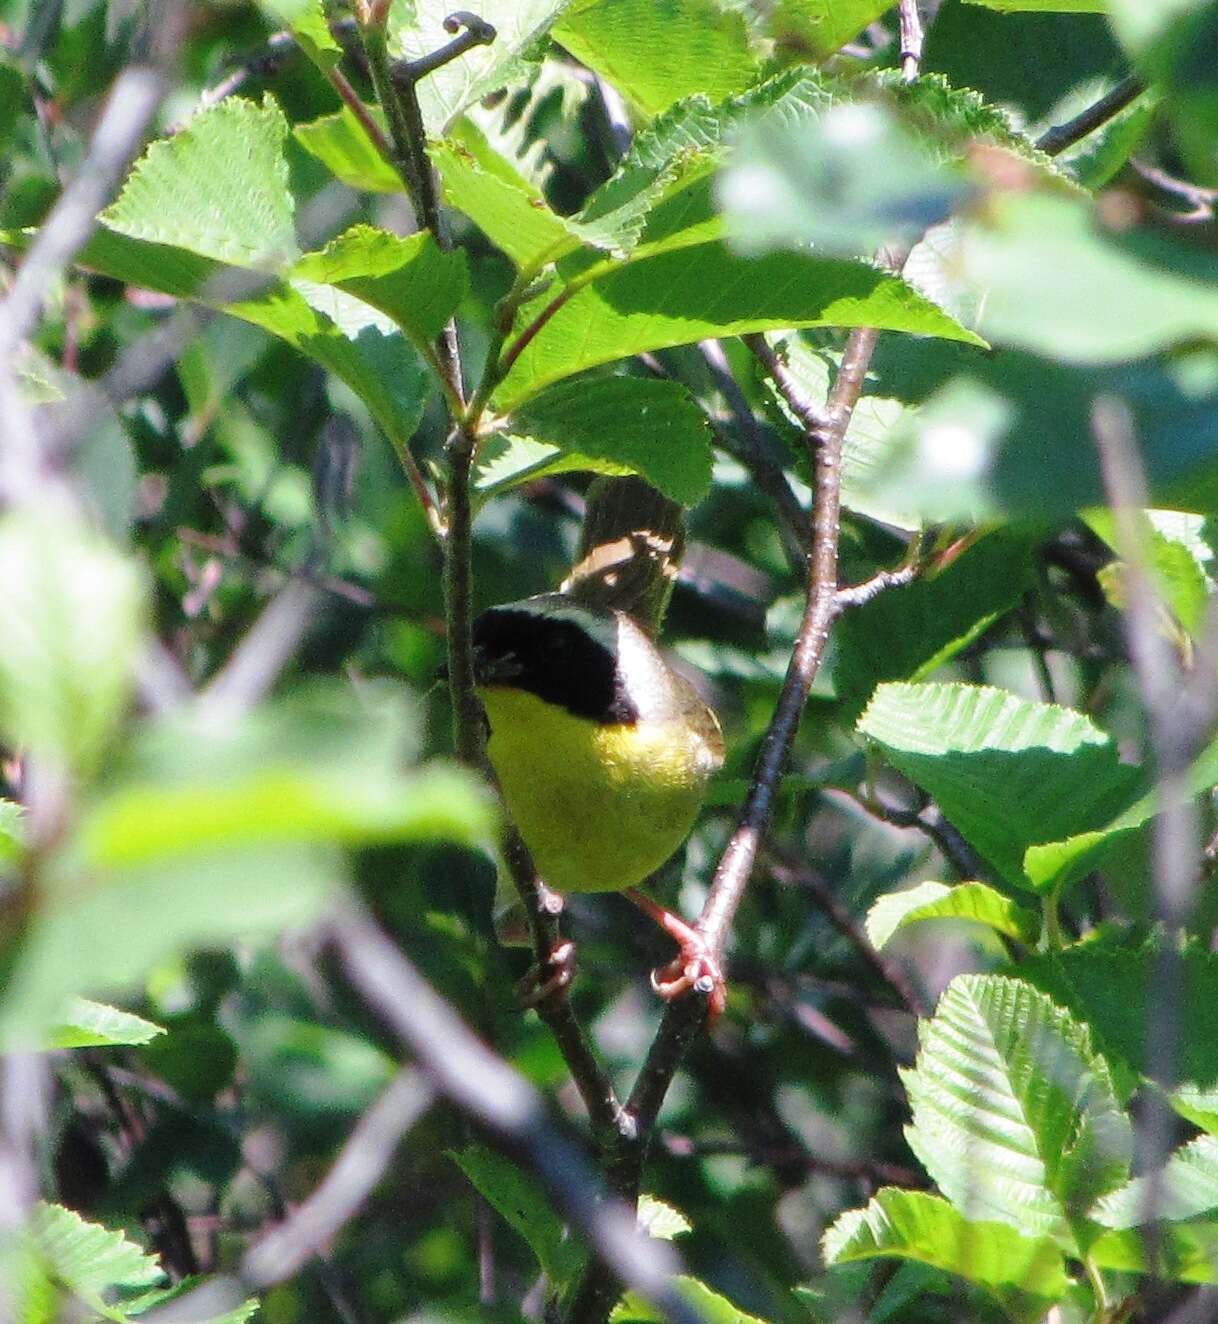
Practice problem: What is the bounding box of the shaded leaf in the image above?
[294,105,401,193]
[508,376,713,505]
[494,243,984,410]
[291,224,469,347]
[431,117,579,269]
[822,1187,1069,1296]
[962,193,1218,363]
[866,881,1041,951]
[1017,933,1218,1122]
[611,1276,773,1322]
[452,1143,582,1284]
[857,682,1142,892]
[1093,1135,1218,1228]
[555,0,759,116]
[0,511,145,778]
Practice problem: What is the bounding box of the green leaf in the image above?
[611,1276,773,1322]
[78,690,494,864]
[822,1188,1069,1297]
[554,0,759,116]
[20,1203,258,1322]
[294,106,402,193]
[472,433,634,497]
[493,242,984,410]
[389,0,574,134]
[852,345,1218,524]
[962,193,1218,363]
[761,0,890,57]
[48,998,166,1049]
[719,100,967,259]
[1093,1135,1218,1228]
[902,974,1132,1247]
[865,881,1041,951]
[0,688,492,1050]
[257,0,341,68]
[856,683,1143,892]
[0,798,25,864]
[963,0,1104,9]
[102,95,298,269]
[0,511,145,777]
[833,527,1033,704]
[431,117,580,269]
[291,224,469,347]
[1108,0,1218,186]
[1022,727,1218,895]
[451,1143,582,1284]
[0,843,342,1054]
[1085,507,1213,637]
[1090,1220,1218,1283]
[20,222,433,460]
[223,1010,399,1116]
[637,1195,691,1240]
[27,1202,165,1313]
[508,376,713,505]
[1017,934,1218,1120]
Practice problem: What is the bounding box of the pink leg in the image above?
[626,889,726,1021]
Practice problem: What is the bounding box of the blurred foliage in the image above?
[2,0,1218,1321]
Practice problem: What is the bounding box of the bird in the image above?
[472,476,727,1016]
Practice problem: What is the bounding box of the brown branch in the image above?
[329,907,706,1324]
[1035,75,1145,157]
[769,857,929,1017]
[564,326,882,1324]
[897,0,924,83]
[1091,396,1218,1232]
[243,1070,434,1286]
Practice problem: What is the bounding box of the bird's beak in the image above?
[474,649,522,686]
[438,647,522,686]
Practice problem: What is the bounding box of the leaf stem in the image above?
[1042,887,1065,951]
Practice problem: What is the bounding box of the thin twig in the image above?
[243,1071,434,1285]
[1092,396,1213,1229]
[897,0,924,83]
[565,326,881,1324]
[744,334,833,436]
[834,563,919,610]
[769,857,929,1017]
[0,64,164,507]
[697,341,809,573]
[1035,76,1145,157]
[198,578,323,717]
[331,908,705,1324]
[324,63,396,165]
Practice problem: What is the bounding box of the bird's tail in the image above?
[560,476,685,636]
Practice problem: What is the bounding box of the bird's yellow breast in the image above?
[479,685,719,894]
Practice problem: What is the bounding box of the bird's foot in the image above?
[627,888,726,1021]
[649,940,726,1021]
[516,939,577,1010]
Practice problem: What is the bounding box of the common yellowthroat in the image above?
[473,478,726,1013]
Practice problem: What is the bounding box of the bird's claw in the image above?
[650,939,726,1021]
[516,939,577,1010]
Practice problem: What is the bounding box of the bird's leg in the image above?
[515,939,577,1008]
[626,888,726,1020]
[514,882,577,1009]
